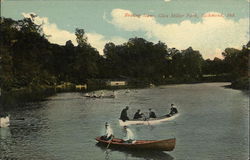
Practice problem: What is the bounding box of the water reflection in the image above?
[0,127,12,158]
[96,143,174,160]
[0,127,11,139]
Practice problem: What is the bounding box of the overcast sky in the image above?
[1,0,249,59]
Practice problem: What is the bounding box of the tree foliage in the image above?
[0,16,248,92]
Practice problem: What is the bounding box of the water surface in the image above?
[0,83,249,160]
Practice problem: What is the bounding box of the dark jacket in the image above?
[120,108,129,121]
[170,107,178,115]
[149,111,156,118]
[133,111,143,119]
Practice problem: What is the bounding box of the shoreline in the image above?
[0,80,246,110]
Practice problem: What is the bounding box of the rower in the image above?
[120,106,130,122]
[100,122,114,140]
[133,109,143,119]
[170,104,178,115]
[149,108,157,118]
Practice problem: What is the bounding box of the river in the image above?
[0,83,249,160]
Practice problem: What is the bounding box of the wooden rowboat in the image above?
[119,113,178,126]
[95,137,176,151]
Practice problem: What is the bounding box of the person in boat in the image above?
[112,90,116,97]
[100,91,104,98]
[170,104,178,115]
[133,109,144,119]
[120,106,130,122]
[100,122,114,141]
[85,93,90,97]
[123,126,135,143]
[92,92,98,98]
[149,108,157,118]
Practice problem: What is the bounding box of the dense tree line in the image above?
[0,16,249,93]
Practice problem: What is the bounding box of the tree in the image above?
[75,28,87,47]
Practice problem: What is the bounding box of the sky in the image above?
[1,0,249,59]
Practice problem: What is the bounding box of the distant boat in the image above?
[125,89,130,93]
[83,94,115,98]
[101,95,116,98]
[95,137,176,151]
[119,113,178,126]
[149,83,155,88]
[0,116,10,128]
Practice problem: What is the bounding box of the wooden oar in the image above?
[106,136,114,149]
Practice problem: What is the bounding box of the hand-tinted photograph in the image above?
[0,0,249,159]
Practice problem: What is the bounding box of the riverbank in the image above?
[230,77,249,90]
[0,75,246,109]
[0,86,55,109]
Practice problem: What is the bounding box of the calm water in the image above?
[0,83,249,160]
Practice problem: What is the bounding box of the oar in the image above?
[106,136,114,149]
[143,113,151,126]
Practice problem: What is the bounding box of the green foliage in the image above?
[231,77,249,90]
[0,16,248,99]
[222,46,249,79]
[0,17,102,92]
[75,28,87,47]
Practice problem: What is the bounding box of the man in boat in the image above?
[120,106,130,122]
[100,122,114,141]
[170,104,178,115]
[101,91,104,97]
[92,92,98,98]
[123,126,135,143]
[149,108,157,118]
[133,109,144,119]
[112,90,116,98]
[84,93,90,97]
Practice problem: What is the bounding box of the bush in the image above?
[231,77,249,90]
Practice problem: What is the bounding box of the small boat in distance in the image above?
[83,94,115,98]
[119,113,178,126]
[83,91,116,99]
[0,115,10,128]
[95,137,176,151]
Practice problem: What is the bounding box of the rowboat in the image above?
[0,116,10,128]
[119,113,178,126]
[95,137,176,151]
[83,94,115,98]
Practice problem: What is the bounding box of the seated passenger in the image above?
[123,126,135,143]
[149,108,157,118]
[170,104,178,115]
[133,109,143,119]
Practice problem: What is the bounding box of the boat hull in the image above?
[95,137,176,151]
[119,113,178,126]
